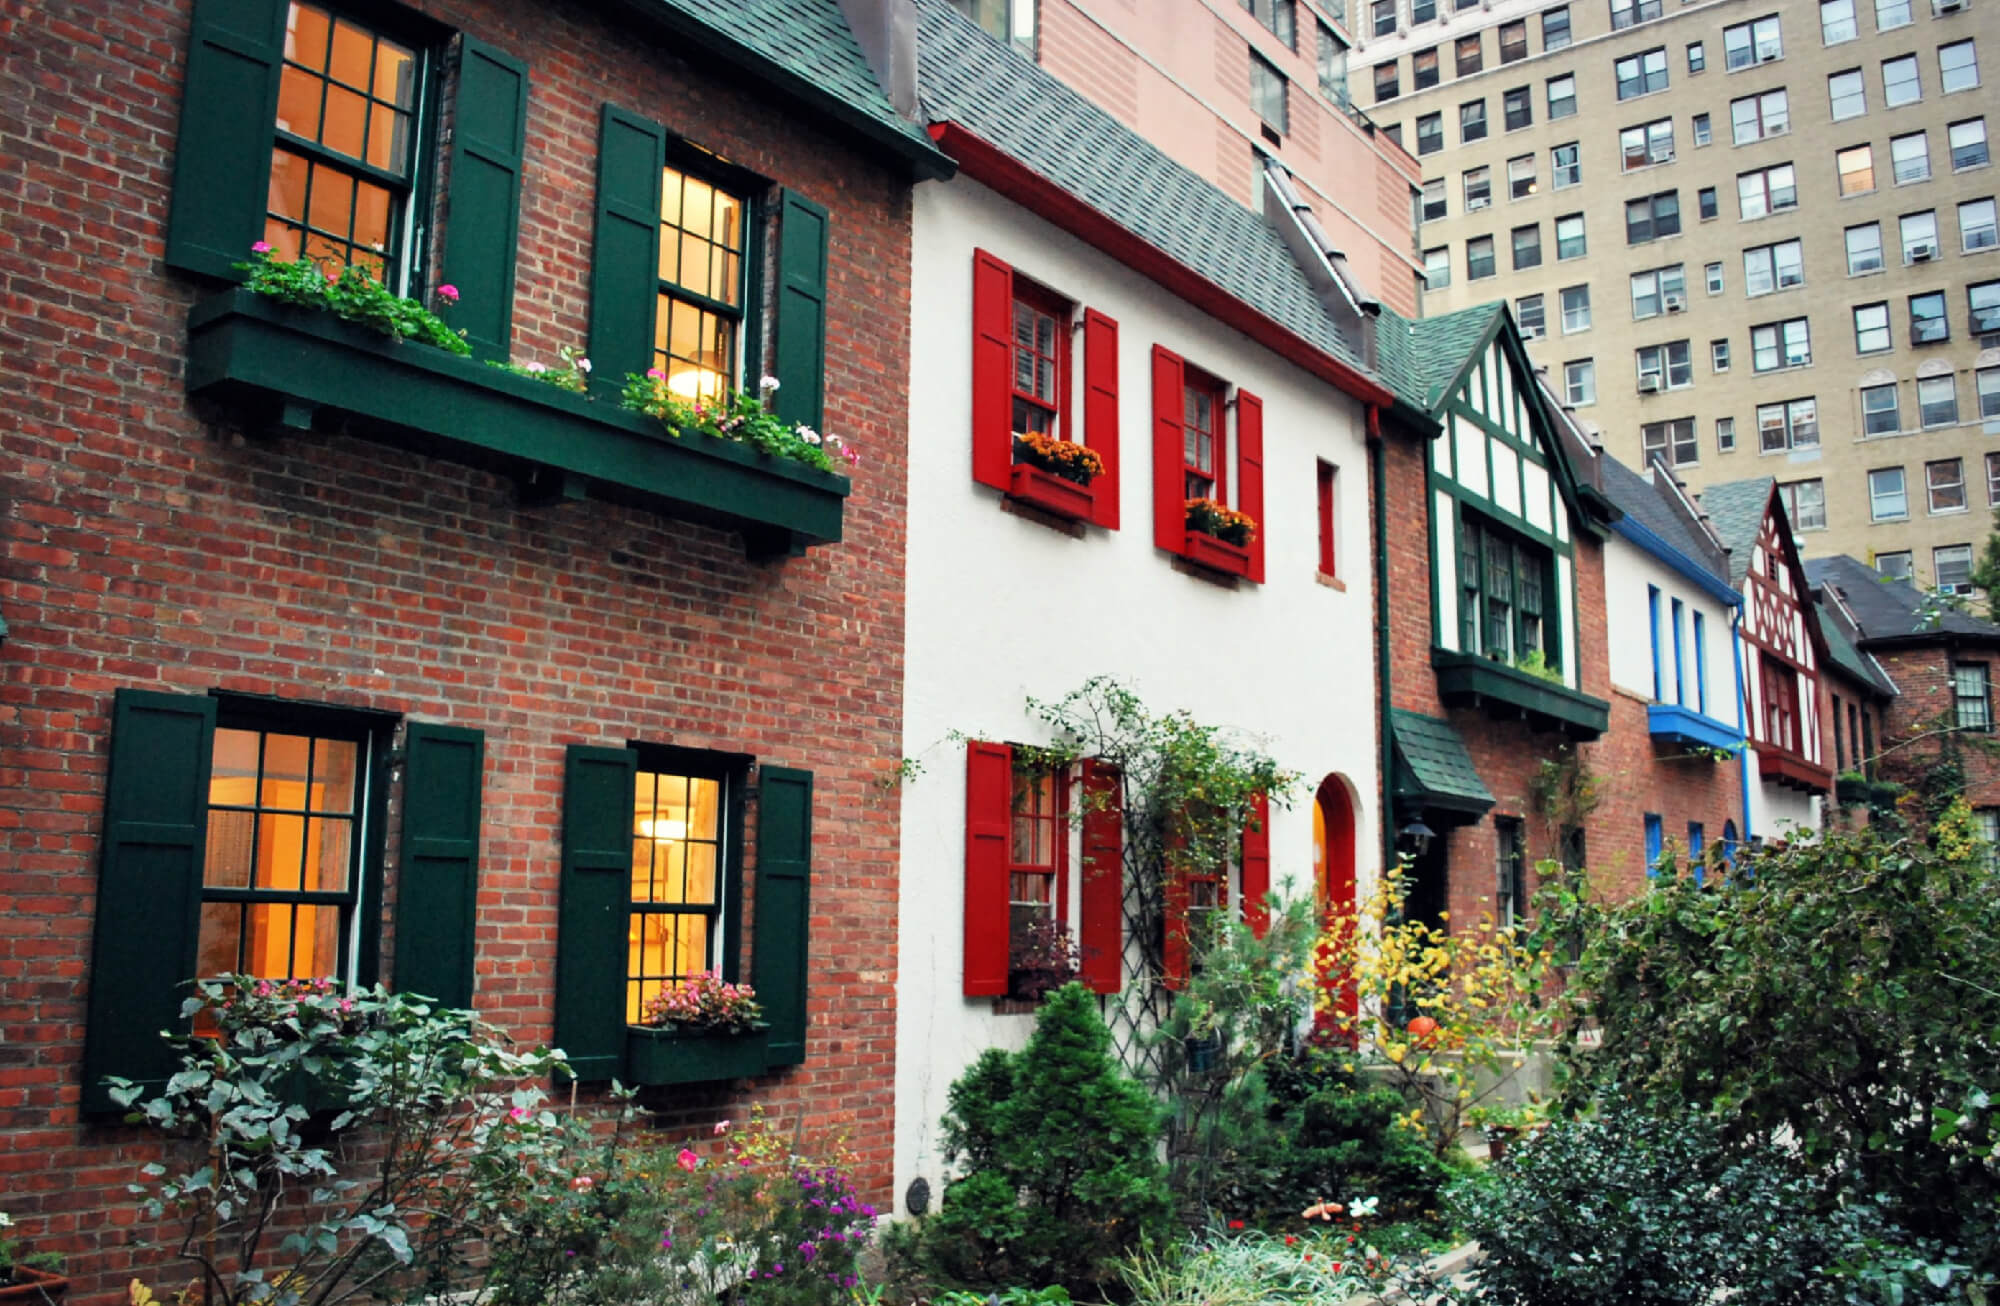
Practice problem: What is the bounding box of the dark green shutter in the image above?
[586,105,665,389]
[751,766,813,1067]
[771,190,829,433]
[164,0,288,280]
[555,745,636,1080]
[437,39,528,362]
[81,690,217,1113]
[393,723,485,1009]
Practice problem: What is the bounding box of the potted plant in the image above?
[0,1212,67,1304]
[1006,915,1082,1002]
[1834,771,1871,806]
[627,971,770,1086]
[1471,1099,1546,1163]
[1183,497,1256,577]
[1009,431,1103,521]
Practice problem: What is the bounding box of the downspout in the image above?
[1732,604,1752,840]
[1370,406,1396,875]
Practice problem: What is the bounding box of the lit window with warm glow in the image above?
[627,768,725,1022]
[654,166,746,404]
[1009,764,1062,947]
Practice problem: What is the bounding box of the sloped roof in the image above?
[1374,303,1506,412]
[1600,456,1730,585]
[1696,477,1776,587]
[1814,597,1899,698]
[1389,709,1495,816]
[1805,554,2000,643]
[913,0,1364,369]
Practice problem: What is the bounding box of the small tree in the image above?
[1968,506,2000,622]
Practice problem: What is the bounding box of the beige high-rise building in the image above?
[1362,0,1999,588]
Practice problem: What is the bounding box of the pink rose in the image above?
[676,1148,700,1173]
[713,1119,731,1136]
[436,284,459,303]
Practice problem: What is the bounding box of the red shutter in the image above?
[972,250,1014,491]
[964,740,1013,996]
[1237,389,1266,584]
[1152,345,1186,553]
[1084,309,1121,529]
[1241,792,1271,939]
[1079,759,1123,993]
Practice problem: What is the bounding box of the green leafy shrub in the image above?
[920,984,1172,1295]
[1115,1225,1418,1306]
[620,371,859,473]
[239,246,470,355]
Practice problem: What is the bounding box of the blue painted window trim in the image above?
[1692,610,1708,715]
[1644,812,1664,875]
[1671,597,1686,706]
[1648,585,1663,701]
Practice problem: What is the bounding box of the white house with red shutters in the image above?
[890,1,1393,1215]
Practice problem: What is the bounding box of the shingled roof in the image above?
[1812,589,1899,698]
[1805,554,2000,644]
[1374,303,1506,413]
[1599,456,1730,586]
[1696,477,1776,587]
[913,0,1365,370]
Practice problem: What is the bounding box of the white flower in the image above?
[1349,1195,1380,1219]
[576,357,592,373]
[759,375,781,391]
[0,1211,12,1228]
[525,362,547,374]
[796,424,821,445]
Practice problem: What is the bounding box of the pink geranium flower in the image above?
[251,241,272,254]
[436,283,459,303]
[677,1148,700,1172]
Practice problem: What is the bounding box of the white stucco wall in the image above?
[895,177,1380,1215]
[1748,767,1819,837]
[1602,532,1740,724]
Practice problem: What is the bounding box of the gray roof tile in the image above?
[1696,477,1776,587]
[1806,553,2000,643]
[1600,456,1729,585]
[1390,709,1495,813]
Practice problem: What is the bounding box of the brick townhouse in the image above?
[0,0,945,1295]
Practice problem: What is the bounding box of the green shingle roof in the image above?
[1815,601,1897,698]
[1390,709,1495,817]
[1696,477,1776,587]
[1375,303,1506,413]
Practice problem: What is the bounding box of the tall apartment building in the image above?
[946,0,1428,313]
[1361,0,1999,588]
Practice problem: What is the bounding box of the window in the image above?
[1509,153,1538,199]
[1457,34,1484,76]
[1958,664,1993,729]
[1417,112,1444,154]
[1562,284,1593,332]
[1877,0,1913,26]
[1553,144,1582,189]
[1730,89,1789,142]
[1461,99,1488,142]
[1621,118,1675,170]
[1970,279,2000,333]
[1372,0,1397,34]
[1838,144,1876,196]
[1421,179,1447,222]
[1752,317,1812,370]
[1717,416,1738,450]
[1938,544,1976,593]
[1496,818,1528,930]
[1252,52,1290,133]
[1007,278,1070,436]
[1688,41,1707,73]
[1983,367,2000,420]
[1544,7,1572,51]
[1643,416,1699,464]
[1829,69,1867,120]
[1644,813,1665,872]
[1504,86,1533,131]
[1822,0,1857,43]
[1617,48,1670,99]
[1380,123,1402,148]
[1626,190,1681,243]
[1760,652,1803,754]
[1863,382,1901,433]
[1611,0,1662,30]
[1458,510,1556,667]
[1547,74,1577,119]
[1911,290,1950,343]
[1500,20,1528,62]
[1871,467,1909,519]
[1413,46,1441,90]
[1699,187,1719,221]
[1636,340,1693,388]
[1630,264,1687,318]
[1744,240,1805,296]
[1318,22,1350,103]
[1891,132,1931,184]
[1182,367,1225,499]
[1988,451,2000,503]
[1781,478,1827,530]
[1876,549,1912,578]
[1468,236,1497,279]
[1243,0,1298,46]
[1706,261,1725,293]
[1855,301,1893,352]
[1374,61,1398,102]
[1941,41,1980,95]
[1724,16,1784,70]
[1412,0,1438,22]
[1712,338,1731,370]
[1738,163,1799,219]
[1317,460,1339,577]
[1928,456,1967,511]
[1921,374,1961,427]
[1758,396,1820,449]
[1423,245,1452,287]
[1556,212,1587,257]
[1883,54,1922,106]
[1518,293,1547,338]
[653,163,750,403]
[956,0,1038,52]
[1847,222,1885,273]
[1951,119,1989,170]
[1693,113,1713,146]
[1465,167,1492,210]
[1565,357,1597,403]
[1513,224,1543,269]
[1902,210,1940,262]
[625,759,740,1021]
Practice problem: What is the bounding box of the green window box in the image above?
[625,1024,772,1086]
[1432,648,1610,740]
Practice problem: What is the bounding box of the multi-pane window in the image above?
[1877,0,1913,28]
[1467,235,1497,279]
[1951,119,1989,170]
[1374,61,1398,102]
[1920,375,1961,427]
[1617,48,1670,99]
[1544,7,1572,51]
[1940,41,1980,95]
[1518,294,1547,338]
[1553,143,1582,188]
[1838,145,1877,196]
[1005,761,1064,955]
[625,765,727,1021]
[1712,338,1732,370]
[1422,178,1447,221]
[1556,212,1587,257]
[1461,99,1489,142]
[1010,281,1069,437]
[1513,224,1543,269]
[1630,264,1687,318]
[1500,20,1529,62]
[1731,89,1789,143]
[1626,190,1681,243]
[1504,86,1533,131]
[1496,818,1529,930]
[1252,52,1290,132]
[1738,164,1799,218]
[1752,317,1812,370]
[1706,261,1725,293]
[1457,34,1484,75]
[1891,132,1932,184]
[1610,0,1663,30]
[1466,166,1493,210]
[1373,0,1397,35]
[1509,153,1539,198]
[1547,74,1578,119]
[1318,22,1351,103]
[1562,284,1593,332]
[1622,119,1675,169]
[1413,46,1441,90]
[1954,663,1992,729]
[1862,382,1901,433]
[1412,0,1438,22]
[1938,544,1976,593]
[1417,112,1444,154]
[1875,550,1912,579]
[1988,452,2000,503]
[1822,0,1858,43]
[265,3,423,283]
[1847,222,1885,273]
[1759,653,1802,753]
[1636,339,1693,388]
[957,0,1037,52]
[1870,466,1909,519]
[1744,240,1805,296]
[1565,357,1597,403]
[1699,187,1719,220]
[1183,368,1225,498]
[1982,367,2000,420]
[1459,511,1554,667]
[1758,396,1820,449]
[1911,290,1950,343]
[1829,69,1867,120]
[1970,279,2000,333]
[1693,113,1713,146]
[1724,16,1784,69]
[654,164,747,403]
[1243,0,1299,46]
[1883,54,1922,106]
[1688,41,1707,73]
[1928,456,1967,511]
[1855,301,1893,352]
[1424,245,1452,287]
[1903,210,1941,263]
[1782,478,1827,530]
[1717,416,1738,450]
[1642,417,1699,464]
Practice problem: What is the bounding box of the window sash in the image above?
[1870,468,1908,519]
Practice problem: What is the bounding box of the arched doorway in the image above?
[1313,774,1359,1036]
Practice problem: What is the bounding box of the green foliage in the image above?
[0,1209,62,1279]
[933,1289,1071,1306]
[620,372,857,473]
[488,344,592,392]
[1512,648,1563,684]
[239,247,470,355]
[923,984,1173,1295]
[1972,507,2000,622]
[1113,1225,1418,1306]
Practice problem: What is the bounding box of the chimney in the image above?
[838,0,919,119]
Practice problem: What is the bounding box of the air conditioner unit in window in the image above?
[1937,0,1968,14]
[1639,374,1663,393]
[1759,49,1779,61]
[1665,293,1687,312]
[1912,242,1938,262]
[1521,325,1545,339]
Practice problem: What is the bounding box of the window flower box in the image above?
[1008,463,1095,520]
[1183,530,1252,578]
[184,290,849,559]
[0,1267,68,1304]
[625,1023,771,1086]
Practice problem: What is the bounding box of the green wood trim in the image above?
[556,745,638,1082]
[438,38,528,362]
[393,722,485,1010]
[587,104,666,389]
[772,190,830,434]
[163,0,288,280]
[1428,474,1571,554]
[751,766,813,1068]
[1431,648,1610,739]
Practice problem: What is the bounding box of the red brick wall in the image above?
[0,2,912,1297]
[1872,645,2000,808]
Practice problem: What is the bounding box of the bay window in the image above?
[1459,512,1553,668]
